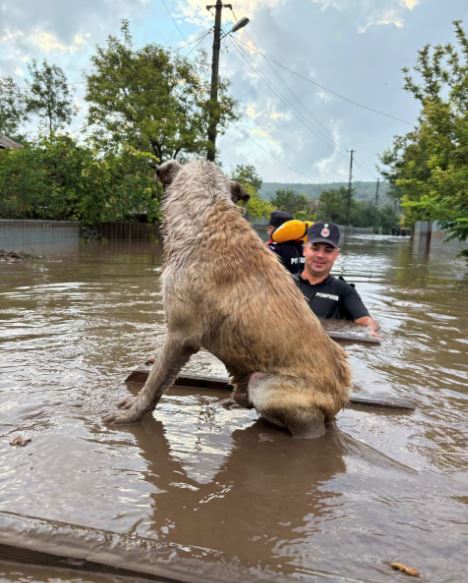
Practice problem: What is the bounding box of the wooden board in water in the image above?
[126,367,415,413]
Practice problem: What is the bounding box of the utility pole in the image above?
[206,0,232,161]
[374,178,380,233]
[345,149,355,236]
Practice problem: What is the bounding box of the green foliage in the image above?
[316,187,399,233]
[0,136,159,224]
[85,20,237,161]
[1,20,240,225]
[317,187,349,224]
[26,60,74,135]
[260,180,394,204]
[231,164,272,219]
[271,188,314,218]
[0,77,27,138]
[231,164,262,191]
[380,20,468,241]
[0,145,48,218]
[375,204,400,233]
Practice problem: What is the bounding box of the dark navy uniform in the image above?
[267,241,305,275]
[294,274,369,320]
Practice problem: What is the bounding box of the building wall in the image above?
[413,220,464,254]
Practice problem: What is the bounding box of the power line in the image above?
[181,30,212,57]
[228,7,334,144]
[228,36,340,152]
[234,37,413,126]
[239,129,318,181]
[227,36,382,176]
[160,0,187,43]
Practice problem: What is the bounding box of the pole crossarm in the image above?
[206,2,248,161]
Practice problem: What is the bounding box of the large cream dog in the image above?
[105,160,351,437]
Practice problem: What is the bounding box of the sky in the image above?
[1,0,466,184]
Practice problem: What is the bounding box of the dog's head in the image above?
[155,160,250,204]
[155,160,182,188]
[229,181,250,204]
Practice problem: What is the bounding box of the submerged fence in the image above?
[92,222,159,242]
[0,219,80,255]
[0,219,161,255]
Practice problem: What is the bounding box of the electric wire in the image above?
[160,0,186,43]
[234,128,317,180]
[230,6,386,176]
[228,7,334,143]
[181,30,212,58]
[238,38,413,126]
[228,35,340,152]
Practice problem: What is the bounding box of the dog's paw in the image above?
[102,396,150,425]
[102,408,143,425]
[117,396,138,410]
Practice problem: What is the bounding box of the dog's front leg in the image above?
[103,332,200,424]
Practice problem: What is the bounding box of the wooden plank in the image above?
[326,330,381,345]
[0,511,260,583]
[125,367,415,412]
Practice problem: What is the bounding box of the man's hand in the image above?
[354,316,381,338]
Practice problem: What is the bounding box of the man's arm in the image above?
[354,315,381,337]
[341,284,381,337]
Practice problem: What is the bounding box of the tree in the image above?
[380,20,468,241]
[0,77,26,138]
[0,136,160,223]
[231,164,272,219]
[231,164,262,191]
[271,188,313,218]
[25,60,74,135]
[377,204,400,234]
[0,145,48,218]
[316,187,349,224]
[85,21,237,162]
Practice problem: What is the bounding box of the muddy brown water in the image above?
[0,236,467,582]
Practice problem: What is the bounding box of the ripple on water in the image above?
[0,237,467,581]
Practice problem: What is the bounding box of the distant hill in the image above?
[260,181,394,206]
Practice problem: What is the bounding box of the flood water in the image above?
[0,236,467,582]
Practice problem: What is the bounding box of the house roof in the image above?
[0,134,23,149]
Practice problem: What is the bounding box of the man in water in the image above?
[295,222,380,336]
[267,210,305,275]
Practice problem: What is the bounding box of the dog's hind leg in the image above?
[285,408,326,439]
[103,330,201,424]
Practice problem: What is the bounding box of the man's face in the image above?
[303,242,339,276]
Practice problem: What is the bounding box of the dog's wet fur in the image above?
[104,160,350,437]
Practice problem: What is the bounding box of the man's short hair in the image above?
[269,210,293,228]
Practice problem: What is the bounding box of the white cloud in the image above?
[0,28,24,43]
[30,30,90,54]
[309,0,343,10]
[358,8,405,33]
[314,121,348,182]
[399,0,420,10]
[179,0,285,26]
[305,0,421,32]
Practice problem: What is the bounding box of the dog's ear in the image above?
[230,181,250,203]
[156,160,182,187]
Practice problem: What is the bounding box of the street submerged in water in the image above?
[0,236,467,582]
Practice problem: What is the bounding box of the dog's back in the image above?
[161,160,351,424]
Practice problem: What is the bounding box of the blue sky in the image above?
[1,0,466,183]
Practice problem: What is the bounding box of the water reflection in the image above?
[128,399,348,577]
[0,236,467,582]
